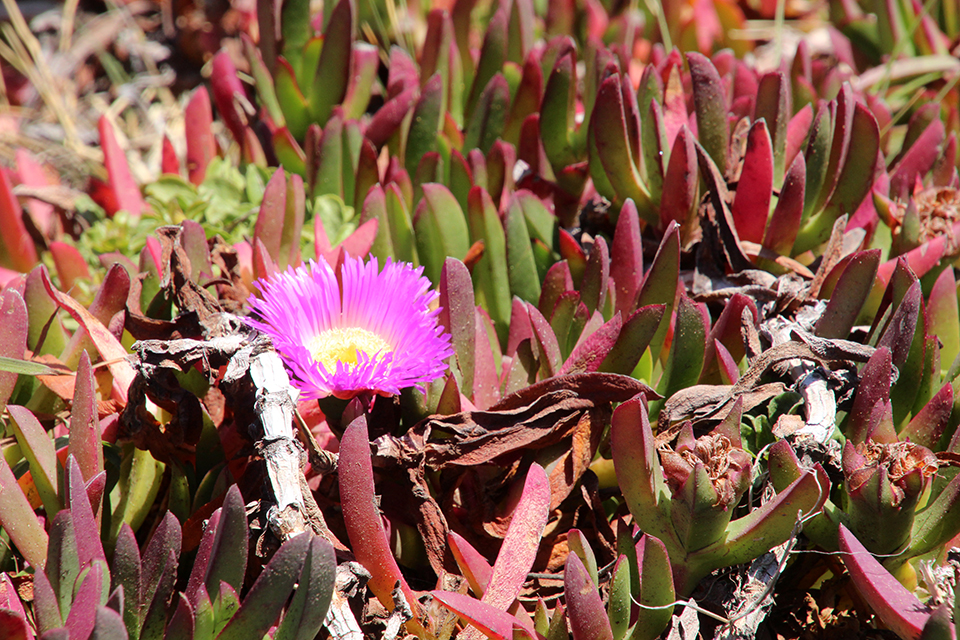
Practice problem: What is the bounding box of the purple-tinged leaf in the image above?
[112,524,142,640]
[527,303,562,378]
[414,183,471,285]
[505,54,543,146]
[715,340,740,384]
[611,396,674,545]
[876,224,960,288]
[731,119,773,244]
[336,219,378,261]
[846,346,893,445]
[480,464,550,613]
[607,554,631,640]
[466,7,508,123]
[661,64,686,152]
[659,125,698,237]
[439,258,477,398]
[0,610,30,640]
[312,113,344,199]
[688,52,729,175]
[48,242,90,294]
[184,501,221,606]
[366,86,418,149]
[713,466,828,584]
[338,415,420,617]
[540,51,578,171]
[65,561,106,640]
[273,536,336,640]
[65,455,105,569]
[179,219,212,281]
[813,87,855,215]
[918,604,954,640]
[550,293,581,354]
[591,75,652,218]
[839,525,929,640]
[504,194,541,304]
[33,564,61,632]
[342,43,378,120]
[385,45,418,96]
[420,10,453,92]
[431,590,534,640]
[0,575,32,639]
[203,485,247,605]
[90,606,127,640]
[273,57,310,139]
[900,383,953,449]
[141,512,180,614]
[46,511,78,616]
[656,295,707,400]
[634,534,675,640]
[98,116,144,218]
[165,594,194,640]
[69,351,103,483]
[468,186,511,343]
[785,104,813,171]
[640,98,666,208]
[762,151,806,256]
[506,0,535,64]
[0,452,48,569]
[877,281,922,369]
[801,101,834,222]
[217,533,310,640]
[487,140,515,208]
[0,290,26,410]
[538,261,573,319]
[565,551,613,640]
[448,531,493,597]
[931,133,957,187]
[464,74,510,155]
[599,305,665,376]
[927,267,959,372]
[0,166,38,272]
[569,308,605,355]
[815,249,881,339]
[562,314,622,375]
[436,373,462,416]
[890,118,945,200]
[637,222,680,361]
[6,405,57,516]
[141,550,178,640]
[210,49,247,146]
[272,128,306,176]
[700,293,757,384]
[406,73,443,173]
[799,102,880,252]
[505,299,533,359]
[567,529,598,586]
[281,174,305,268]
[185,86,216,185]
[474,307,502,409]
[754,71,789,184]
[579,237,609,315]
[910,470,960,560]
[610,200,643,318]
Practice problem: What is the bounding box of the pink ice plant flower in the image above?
[246,256,453,400]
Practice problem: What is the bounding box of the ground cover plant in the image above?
[0,0,959,637]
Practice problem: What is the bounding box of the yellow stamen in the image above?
[307,327,392,372]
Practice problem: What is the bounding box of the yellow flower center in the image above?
[308,327,392,372]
